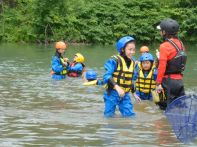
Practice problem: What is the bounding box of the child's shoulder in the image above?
[107,54,120,63]
[52,55,60,60]
[110,54,119,59]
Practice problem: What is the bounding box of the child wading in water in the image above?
[133,53,157,100]
[99,36,141,117]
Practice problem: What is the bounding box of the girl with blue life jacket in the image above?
[133,53,157,100]
[50,41,69,80]
[98,36,141,118]
[68,53,86,77]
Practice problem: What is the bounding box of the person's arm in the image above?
[131,65,140,92]
[102,58,118,85]
[153,68,158,81]
[83,58,117,86]
[103,58,125,97]
[133,65,139,81]
[132,92,141,102]
[97,79,104,85]
[69,63,83,72]
[131,67,141,102]
[156,45,168,84]
[156,44,169,93]
[52,56,65,73]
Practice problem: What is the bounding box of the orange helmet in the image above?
[140,46,149,53]
[55,41,67,50]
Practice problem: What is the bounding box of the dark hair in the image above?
[120,40,135,55]
[141,60,153,71]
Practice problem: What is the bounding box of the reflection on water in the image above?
[0,43,197,146]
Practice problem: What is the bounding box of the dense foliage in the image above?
[0,0,196,44]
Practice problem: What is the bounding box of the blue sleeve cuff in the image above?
[97,79,104,85]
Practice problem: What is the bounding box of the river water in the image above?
[0,43,197,146]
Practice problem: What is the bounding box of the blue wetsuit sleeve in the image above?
[133,65,139,81]
[132,56,136,61]
[69,63,83,72]
[102,58,117,85]
[97,79,104,85]
[133,71,138,81]
[52,56,64,73]
[153,68,158,81]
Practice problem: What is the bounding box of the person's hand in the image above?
[114,85,125,97]
[156,49,160,59]
[135,60,139,65]
[132,92,141,103]
[64,58,69,62]
[62,62,68,66]
[50,70,55,75]
[156,84,163,93]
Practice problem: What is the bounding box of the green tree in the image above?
[0,0,196,44]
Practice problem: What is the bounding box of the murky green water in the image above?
[0,43,197,146]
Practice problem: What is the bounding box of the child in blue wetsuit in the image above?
[133,53,157,100]
[85,70,97,81]
[51,41,69,80]
[99,36,141,118]
[68,53,86,77]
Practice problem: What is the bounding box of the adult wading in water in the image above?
[155,18,187,110]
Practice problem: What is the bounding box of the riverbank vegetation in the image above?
[0,0,196,44]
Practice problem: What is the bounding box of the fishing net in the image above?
[165,95,197,144]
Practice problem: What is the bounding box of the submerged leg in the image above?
[119,93,135,117]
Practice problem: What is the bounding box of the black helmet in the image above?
[157,18,179,35]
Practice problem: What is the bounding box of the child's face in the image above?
[58,48,65,54]
[124,42,136,59]
[74,55,77,61]
[141,60,152,71]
